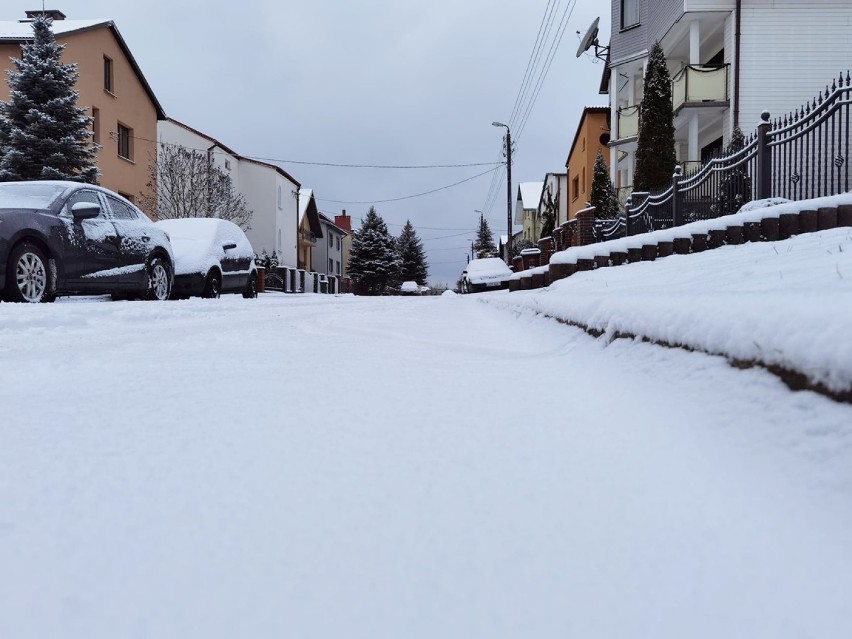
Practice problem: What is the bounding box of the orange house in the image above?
[0,10,166,213]
[565,106,611,221]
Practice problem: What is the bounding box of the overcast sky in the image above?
[13,0,610,285]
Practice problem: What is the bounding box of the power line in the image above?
[316,166,500,205]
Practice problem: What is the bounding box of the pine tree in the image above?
[633,41,676,193]
[0,15,99,183]
[347,206,402,295]
[472,214,496,258]
[397,219,429,285]
[589,151,620,219]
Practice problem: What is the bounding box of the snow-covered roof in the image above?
[514,182,543,224]
[297,189,323,238]
[0,19,108,39]
[0,18,166,120]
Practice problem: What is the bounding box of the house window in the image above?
[336,260,340,275]
[336,236,341,251]
[621,0,639,29]
[103,56,114,93]
[277,185,283,209]
[224,159,231,170]
[92,107,100,145]
[278,229,282,251]
[329,233,334,248]
[328,258,333,274]
[117,123,132,160]
[572,175,580,201]
[582,167,587,194]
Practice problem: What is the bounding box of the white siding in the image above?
[738,2,852,133]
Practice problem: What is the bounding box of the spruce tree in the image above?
[539,187,557,238]
[347,206,402,295]
[397,219,429,285]
[472,214,496,258]
[589,151,620,219]
[0,15,99,183]
[633,41,675,193]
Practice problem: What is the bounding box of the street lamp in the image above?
[492,122,512,264]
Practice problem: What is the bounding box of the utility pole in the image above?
[492,122,512,264]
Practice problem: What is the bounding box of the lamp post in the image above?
[492,122,512,264]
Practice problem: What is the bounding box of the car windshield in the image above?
[0,183,67,210]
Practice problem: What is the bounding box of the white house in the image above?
[604,0,852,191]
[515,181,544,243]
[157,118,301,267]
[312,213,348,278]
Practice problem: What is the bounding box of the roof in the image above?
[0,18,166,120]
[518,182,544,210]
[565,106,610,167]
[165,118,300,187]
[318,212,348,236]
[297,189,323,237]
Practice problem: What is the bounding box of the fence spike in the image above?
[832,77,837,93]
[847,70,851,86]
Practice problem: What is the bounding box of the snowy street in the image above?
[2,292,852,638]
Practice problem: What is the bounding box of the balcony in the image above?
[672,64,729,114]
[616,105,640,141]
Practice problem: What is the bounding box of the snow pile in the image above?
[491,227,852,393]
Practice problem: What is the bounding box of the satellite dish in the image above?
[576,17,600,58]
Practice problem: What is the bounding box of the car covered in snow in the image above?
[155,218,258,299]
[400,280,420,295]
[460,257,513,293]
[0,180,174,303]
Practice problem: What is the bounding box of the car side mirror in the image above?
[222,242,237,251]
[71,201,101,220]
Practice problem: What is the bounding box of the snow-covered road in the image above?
[2,293,851,638]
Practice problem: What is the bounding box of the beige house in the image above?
[0,10,165,211]
[514,181,544,243]
[565,107,610,220]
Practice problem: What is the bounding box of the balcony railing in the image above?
[616,105,640,141]
[672,64,729,113]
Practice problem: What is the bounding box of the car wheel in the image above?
[6,242,53,303]
[144,256,172,301]
[242,273,258,299]
[202,270,221,299]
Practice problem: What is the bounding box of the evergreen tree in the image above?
[539,187,558,238]
[472,214,496,258]
[511,238,534,258]
[712,126,752,217]
[589,151,620,219]
[633,41,675,193]
[0,15,99,183]
[397,219,429,284]
[347,206,402,295]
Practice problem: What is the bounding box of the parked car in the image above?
[155,218,258,299]
[400,280,420,295]
[0,180,174,303]
[460,257,513,293]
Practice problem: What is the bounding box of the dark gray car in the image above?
[0,181,174,303]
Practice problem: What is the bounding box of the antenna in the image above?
[575,17,609,61]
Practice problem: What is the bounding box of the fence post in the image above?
[757,110,772,200]
[672,164,683,227]
[625,195,634,236]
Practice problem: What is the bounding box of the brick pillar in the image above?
[576,208,596,246]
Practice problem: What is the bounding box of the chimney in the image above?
[334,209,351,232]
[25,9,66,20]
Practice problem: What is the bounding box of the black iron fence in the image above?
[614,71,852,237]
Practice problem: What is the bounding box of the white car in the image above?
[155,218,258,299]
[460,257,513,293]
[400,280,420,295]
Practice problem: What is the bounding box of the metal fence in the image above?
[617,71,852,237]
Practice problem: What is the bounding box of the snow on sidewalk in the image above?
[487,226,852,396]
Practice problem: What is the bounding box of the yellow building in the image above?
[565,107,611,220]
[0,10,165,212]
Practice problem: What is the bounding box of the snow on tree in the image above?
[0,15,99,183]
[347,206,402,295]
[633,41,676,193]
[511,238,534,258]
[712,126,752,217]
[139,144,252,230]
[472,214,496,258]
[539,187,558,238]
[589,151,620,219]
[397,219,429,285]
